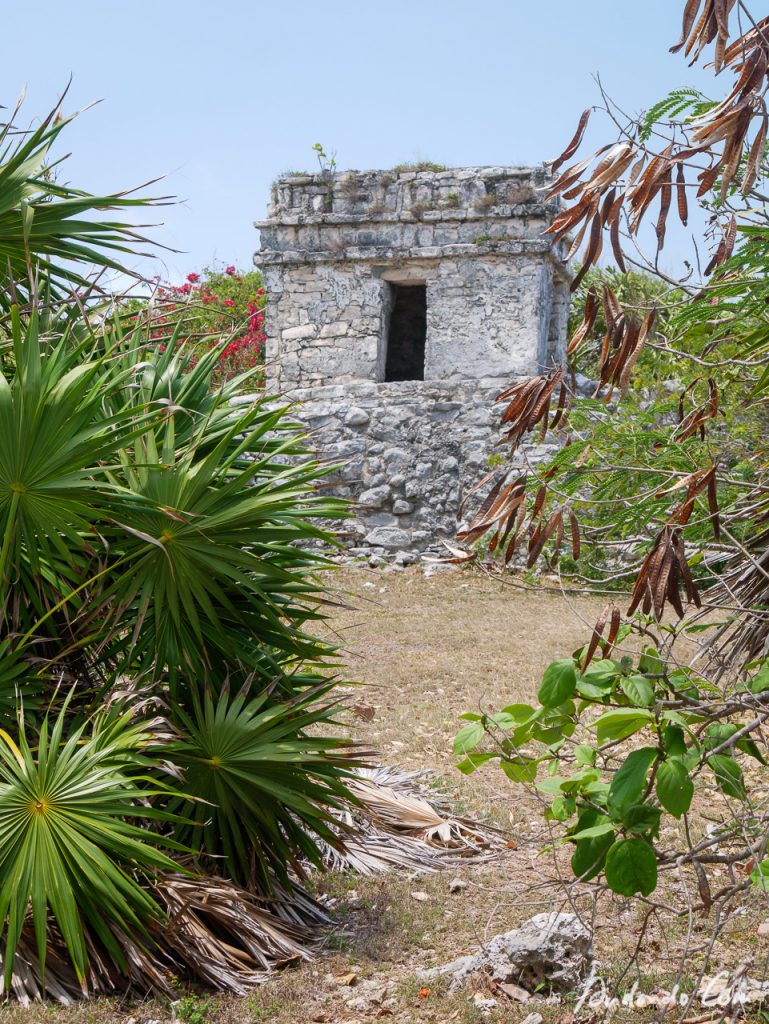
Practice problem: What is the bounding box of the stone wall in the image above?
[254,166,570,557]
[279,379,559,561]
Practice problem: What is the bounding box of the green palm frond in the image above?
[0,704,183,986]
[0,93,169,305]
[164,681,359,890]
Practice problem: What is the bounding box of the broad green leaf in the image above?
[501,757,538,783]
[639,647,664,676]
[655,759,694,818]
[608,747,657,814]
[751,858,769,892]
[455,753,496,775]
[604,839,658,897]
[550,795,577,821]
[619,676,654,707]
[568,820,616,842]
[595,708,654,744]
[571,811,614,882]
[662,725,687,758]
[708,755,745,799]
[749,662,769,694]
[500,703,536,722]
[574,744,596,766]
[580,660,620,684]
[454,722,485,755]
[623,803,662,836]
[538,660,577,708]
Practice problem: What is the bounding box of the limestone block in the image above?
[358,485,391,508]
[344,407,371,427]
[364,527,411,549]
[282,324,318,343]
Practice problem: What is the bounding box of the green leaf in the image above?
[454,722,485,755]
[538,659,577,707]
[549,795,577,821]
[608,747,657,814]
[595,708,655,744]
[500,703,536,722]
[751,858,769,892]
[662,725,687,758]
[574,744,596,766]
[708,754,745,799]
[501,757,538,783]
[619,676,655,707]
[455,753,496,775]
[571,811,614,882]
[655,759,694,818]
[639,647,664,676]
[604,839,658,896]
[622,803,662,836]
[568,820,616,842]
[580,660,620,684]
[749,662,769,694]
[488,712,518,730]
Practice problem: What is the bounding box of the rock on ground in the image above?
[418,912,592,994]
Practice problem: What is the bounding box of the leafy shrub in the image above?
[128,264,267,384]
[0,98,358,993]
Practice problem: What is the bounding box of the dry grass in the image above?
[1,567,764,1022]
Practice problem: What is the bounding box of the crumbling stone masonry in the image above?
[255,166,570,559]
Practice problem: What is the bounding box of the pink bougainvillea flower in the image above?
[225,265,236,275]
[223,298,235,307]
[187,272,200,283]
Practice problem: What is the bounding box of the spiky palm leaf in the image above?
[164,681,359,890]
[0,705,182,987]
[0,93,167,306]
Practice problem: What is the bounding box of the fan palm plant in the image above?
[0,93,360,996]
[164,679,356,890]
[0,703,182,987]
[0,91,168,308]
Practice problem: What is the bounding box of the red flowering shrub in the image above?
[129,263,266,385]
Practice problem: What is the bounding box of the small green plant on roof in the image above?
[312,141,337,175]
[444,192,461,208]
[391,160,447,173]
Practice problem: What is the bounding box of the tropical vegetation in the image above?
[456,0,769,994]
[0,95,361,999]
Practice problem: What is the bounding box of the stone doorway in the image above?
[384,283,426,382]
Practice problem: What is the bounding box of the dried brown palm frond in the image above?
[318,831,449,875]
[351,766,506,849]
[154,874,326,995]
[316,766,506,875]
[0,872,331,1004]
[699,497,769,674]
[0,919,177,1005]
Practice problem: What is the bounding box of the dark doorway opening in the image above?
[385,283,426,381]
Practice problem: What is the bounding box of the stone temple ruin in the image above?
[255,165,569,560]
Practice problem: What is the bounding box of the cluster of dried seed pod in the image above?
[546,1,768,286]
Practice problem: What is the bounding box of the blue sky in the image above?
[3,1,712,281]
